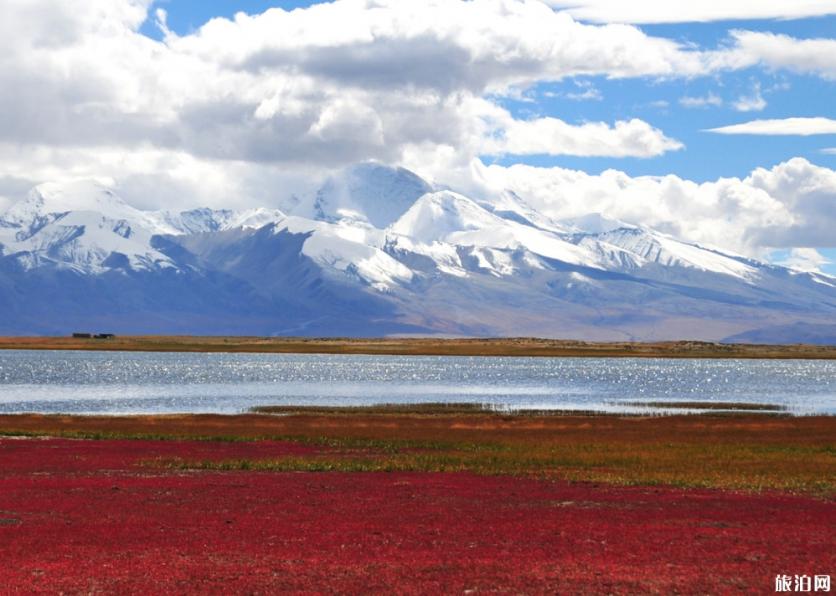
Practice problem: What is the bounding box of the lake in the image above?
[0,350,833,416]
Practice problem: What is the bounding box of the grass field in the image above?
[1,409,833,593]
[2,408,833,494]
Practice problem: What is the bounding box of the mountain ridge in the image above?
[1,164,834,343]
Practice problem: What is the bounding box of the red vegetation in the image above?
[1,437,833,593]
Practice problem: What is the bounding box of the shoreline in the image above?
[0,335,835,359]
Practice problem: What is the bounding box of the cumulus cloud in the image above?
[707,117,836,135]
[483,117,683,157]
[451,157,836,255]
[171,0,716,86]
[545,0,836,23]
[1,0,834,178]
[721,31,836,80]
[0,0,727,182]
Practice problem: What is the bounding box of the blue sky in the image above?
[140,0,317,37]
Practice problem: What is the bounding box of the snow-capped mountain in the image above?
[1,165,834,342]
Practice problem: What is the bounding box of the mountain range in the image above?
[1,163,835,343]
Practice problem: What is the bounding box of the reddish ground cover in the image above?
[1,437,833,594]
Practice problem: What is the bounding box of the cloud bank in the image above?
[545,1,836,24]
[0,0,834,261]
[452,157,836,258]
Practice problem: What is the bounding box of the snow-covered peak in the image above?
[310,162,433,228]
[391,191,601,269]
[0,180,186,247]
[3,181,145,228]
[389,191,504,242]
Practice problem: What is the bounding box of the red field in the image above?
[1,436,833,594]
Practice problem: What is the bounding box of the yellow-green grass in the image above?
[1,410,833,496]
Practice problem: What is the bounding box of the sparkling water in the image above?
[0,350,833,415]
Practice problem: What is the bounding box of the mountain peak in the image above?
[3,180,139,227]
[389,191,504,242]
[312,162,433,228]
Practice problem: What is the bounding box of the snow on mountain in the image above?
[0,165,834,341]
[7,210,176,273]
[478,190,571,234]
[3,181,154,230]
[148,208,235,236]
[0,182,287,274]
[390,191,598,269]
[150,207,285,235]
[301,162,433,227]
[271,216,410,290]
[225,208,286,231]
[0,181,179,273]
[583,227,759,280]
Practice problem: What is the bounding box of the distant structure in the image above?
[71,333,115,339]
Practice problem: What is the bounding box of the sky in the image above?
[1,0,836,273]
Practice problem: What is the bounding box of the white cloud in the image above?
[483,116,682,157]
[545,0,836,23]
[775,248,831,273]
[822,148,836,155]
[732,83,767,112]
[722,31,836,80]
[707,117,836,135]
[438,157,836,256]
[0,0,832,176]
[168,0,720,87]
[0,0,720,172]
[679,93,723,109]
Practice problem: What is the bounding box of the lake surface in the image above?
[0,350,833,416]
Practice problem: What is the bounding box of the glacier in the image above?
[0,164,834,343]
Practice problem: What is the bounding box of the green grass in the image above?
[2,412,833,496]
[142,440,835,496]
